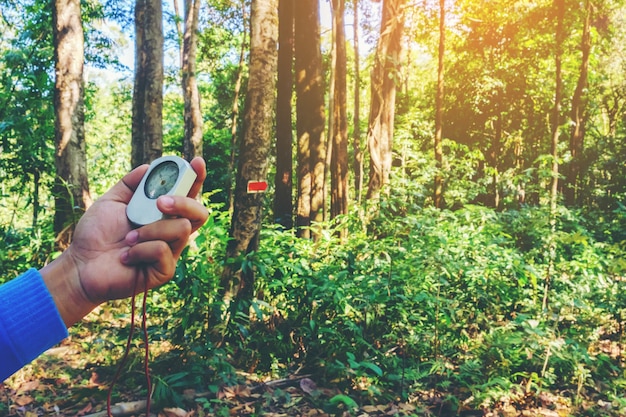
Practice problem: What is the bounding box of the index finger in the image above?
[188,157,207,199]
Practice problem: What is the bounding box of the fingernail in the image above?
[121,250,130,264]
[160,196,174,209]
[126,229,139,245]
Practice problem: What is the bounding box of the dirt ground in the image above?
[0,306,586,417]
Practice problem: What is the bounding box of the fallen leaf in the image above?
[399,403,416,411]
[75,402,93,416]
[362,405,380,413]
[162,407,191,417]
[386,403,400,415]
[304,410,329,417]
[15,395,34,406]
[539,409,560,417]
[220,385,251,400]
[17,380,40,394]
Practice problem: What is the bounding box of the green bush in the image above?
[160,199,626,414]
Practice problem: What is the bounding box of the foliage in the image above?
[0,223,55,283]
[142,189,625,415]
[0,0,56,233]
[0,0,125,232]
[85,82,133,197]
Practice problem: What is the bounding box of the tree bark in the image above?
[565,0,591,206]
[295,0,326,239]
[492,113,502,208]
[220,0,278,303]
[274,0,295,229]
[172,0,184,65]
[227,0,248,213]
[550,0,564,213]
[330,0,349,232]
[182,0,203,164]
[52,0,92,249]
[433,0,445,208]
[352,0,363,205]
[365,0,406,201]
[132,0,164,168]
[544,0,565,313]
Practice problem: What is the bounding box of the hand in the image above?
[40,157,209,327]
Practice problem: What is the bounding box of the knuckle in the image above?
[155,241,171,257]
[181,218,192,235]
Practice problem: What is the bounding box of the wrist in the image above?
[39,250,99,327]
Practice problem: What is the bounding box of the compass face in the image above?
[144,161,180,199]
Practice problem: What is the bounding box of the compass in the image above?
[126,155,197,226]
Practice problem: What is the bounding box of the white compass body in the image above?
[126,155,197,226]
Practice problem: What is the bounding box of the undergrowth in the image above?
[145,199,626,416]
[3,199,626,415]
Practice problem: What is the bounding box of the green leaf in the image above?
[359,361,383,377]
[329,394,358,410]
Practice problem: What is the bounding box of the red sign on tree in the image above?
[247,180,268,193]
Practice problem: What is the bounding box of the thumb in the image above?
[107,165,150,204]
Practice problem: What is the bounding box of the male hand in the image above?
[40,157,209,327]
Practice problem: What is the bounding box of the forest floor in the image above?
[0,305,586,417]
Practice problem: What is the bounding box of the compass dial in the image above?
[144,161,180,199]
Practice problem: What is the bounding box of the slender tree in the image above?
[330,0,349,231]
[172,0,184,64]
[131,0,164,167]
[489,112,503,208]
[295,0,326,239]
[434,0,445,208]
[219,0,278,303]
[352,0,363,204]
[543,0,565,313]
[365,0,407,201]
[227,0,248,212]
[52,0,92,248]
[182,0,203,164]
[565,0,592,206]
[550,0,564,213]
[274,0,295,229]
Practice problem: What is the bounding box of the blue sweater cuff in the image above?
[0,268,69,380]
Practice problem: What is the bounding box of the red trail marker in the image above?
[247,180,268,193]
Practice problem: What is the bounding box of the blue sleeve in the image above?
[0,269,69,381]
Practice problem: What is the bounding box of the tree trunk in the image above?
[228,0,248,213]
[352,0,363,205]
[365,0,406,201]
[32,169,40,231]
[182,0,203,164]
[132,0,163,168]
[330,0,349,234]
[491,113,502,209]
[52,0,92,249]
[544,0,565,313]
[273,0,294,229]
[326,0,335,225]
[295,0,326,239]
[550,0,564,213]
[220,0,278,303]
[433,0,445,208]
[172,0,184,65]
[565,0,591,206]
